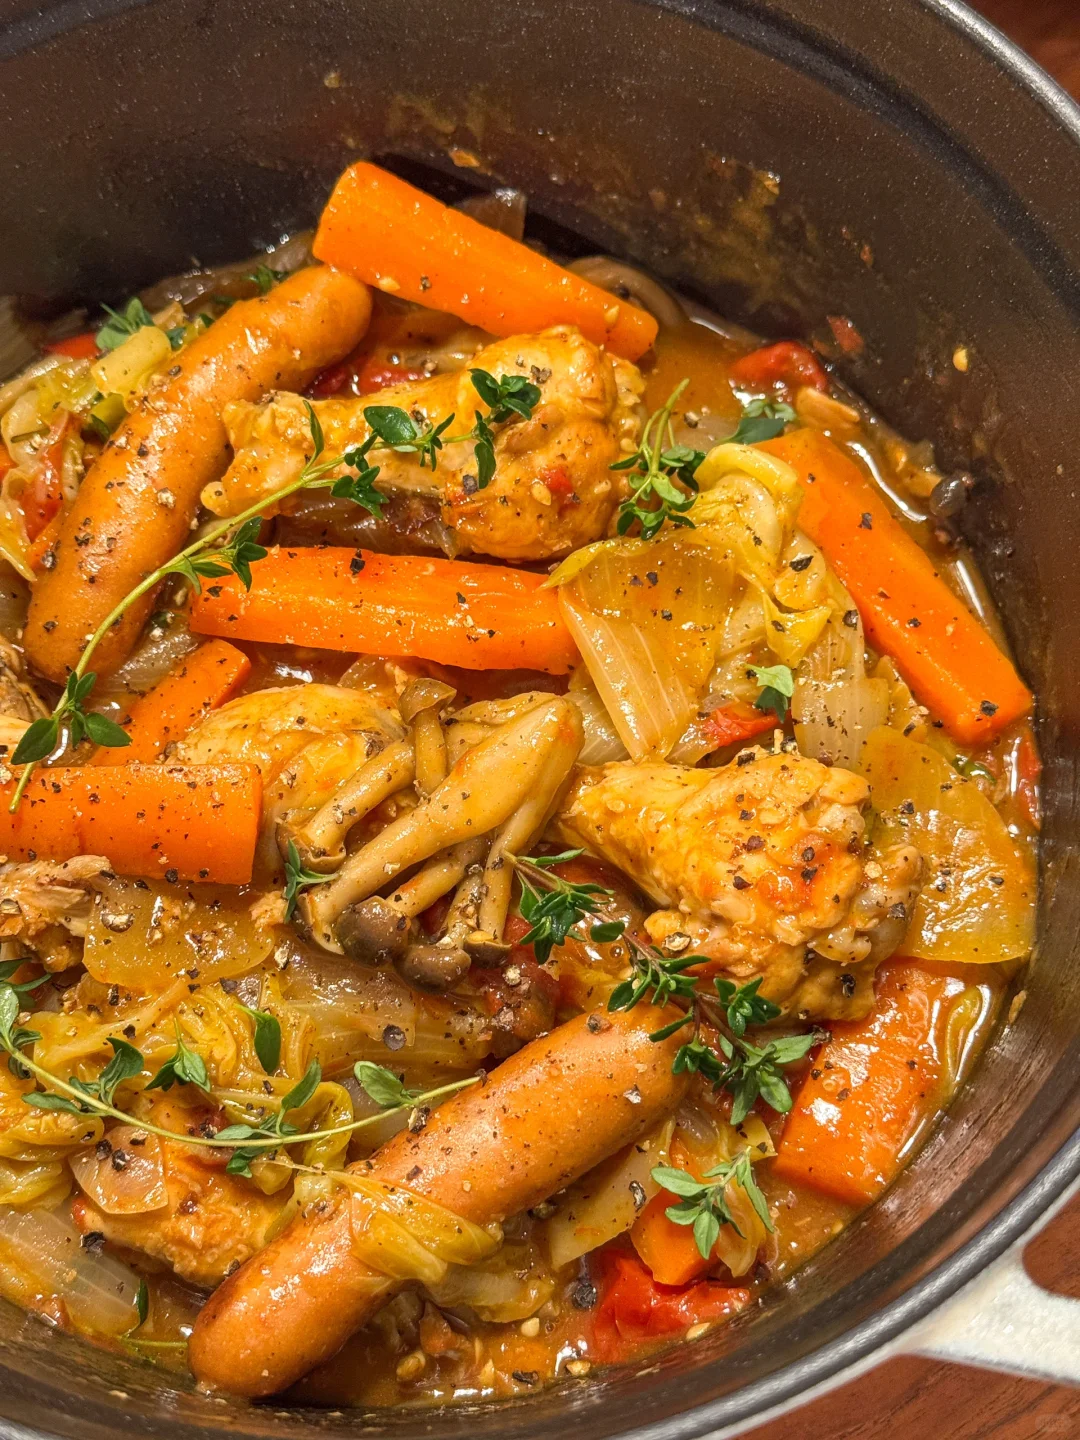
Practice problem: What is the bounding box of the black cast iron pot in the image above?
[0,1,1079,1435]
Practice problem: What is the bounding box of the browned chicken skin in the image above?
[557,747,924,1021]
[206,326,643,561]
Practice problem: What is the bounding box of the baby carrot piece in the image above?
[0,763,261,885]
[313,162,658,362]
[93,640,251,765]
[760,428,1031,744]
[771,960,965,1207]
[189,546,578,674]
[631,1190,712,1287]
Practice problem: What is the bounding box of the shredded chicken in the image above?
[557,747,923,1020]
[205,326,644,562]
[0,856,112,972]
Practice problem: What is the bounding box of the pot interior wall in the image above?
[1,1,1079,1436]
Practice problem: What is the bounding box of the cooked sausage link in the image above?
[25,266,371,682]
[188,1003,687,1396]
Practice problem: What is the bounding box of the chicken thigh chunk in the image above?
[206,326,643,562]
[558,747,923,1021]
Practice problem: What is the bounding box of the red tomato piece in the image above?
[589,1249,750,1364]
[729,340,827,393]
[700,700,776,751]
[44,332,99,360]
[21,415,68,541]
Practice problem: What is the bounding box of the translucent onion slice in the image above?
[0,1204,143,1336]
[558,535,731,761]
[70,1126,169,1216]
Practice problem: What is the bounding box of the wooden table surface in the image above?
[740,5,1080,1435]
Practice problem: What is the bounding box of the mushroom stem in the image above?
[467,739,580,960]
[300,697,583,951]
[387,838,489,919]
[412,708,449,796]
[285,738,416,872]
[399,677,455,798]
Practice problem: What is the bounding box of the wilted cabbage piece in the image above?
[862,726,1035,965]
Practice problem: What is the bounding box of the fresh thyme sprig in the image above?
[9,368,544,809]
[609,940,818,1124]
[727,397,797,445]
[508,854,819,1128]
[283,839,333,922]
[512,849,624,963]
[610,379,705,540]
[0,984,475,1167]
[9,407,395,808]
[652,1152,774,1258]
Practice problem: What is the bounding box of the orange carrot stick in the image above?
[760,429,1031,744]
[0,763,261,885]
[631,1190,711,1287]
[313,162,658,362]
[93,640,251,765]
[189,546,578,674]
[771,960,965,1207]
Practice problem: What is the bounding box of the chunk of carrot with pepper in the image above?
[313,162,658,361]
[93,640,251,765]
[759,428,1031,744]
[189,546,578,674]
[0,763,261,885]
[771,960,966,1207]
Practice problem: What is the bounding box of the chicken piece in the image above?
[70,1105,284,1287]
[205,326,644,562]
[0,637,48,769]
[557,747,923,1021]
[177,684,406,848]
[0,855,111,972]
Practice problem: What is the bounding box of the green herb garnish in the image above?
[749,663,794,722]
[652,1152,773,1258]
[95,298,156,352]
[239,1004,282,1075]
[728,398,797,446]
[610,380,704,540]
[247,264,287,295]
[282,840,330,922]
[145,1025,211,1094]
[513,850,624,964]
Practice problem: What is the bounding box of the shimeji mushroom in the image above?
[298,697,583,961]
[397,677,456,797]
[280,738,416,873]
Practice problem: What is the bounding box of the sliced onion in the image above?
[792,582,888,769]
[559,535,731,761]
[0,1204,143,1336]
[454,188,527,241]
[566,673,629,765]
[567,257,686,330]
[70,1126,168,1215]
[91,614,199,717]
[432,1240,554,1323]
